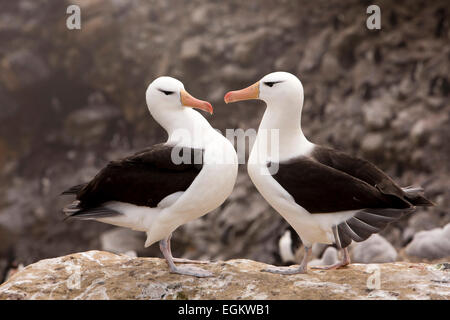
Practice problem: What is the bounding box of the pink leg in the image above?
[159,237,213,278]
[311,247,351,270]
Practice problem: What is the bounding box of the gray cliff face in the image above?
[0,0,449,281]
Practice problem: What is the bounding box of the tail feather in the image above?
[402,186,434,207]
[63,200,121,220]
[67,207,121,220]
[63,200,81,216]
[335,186,433,249]
[61,183,87,195]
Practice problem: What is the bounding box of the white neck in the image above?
[252,99,313,162]
[149,107,212,148]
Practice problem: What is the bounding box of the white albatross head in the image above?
[224,72,311,152]
[145,76,214,145]
[224,71,304,110]
[146,76,213,116]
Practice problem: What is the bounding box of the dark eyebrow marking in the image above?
[158,89,174,95]
[263,81,284,87]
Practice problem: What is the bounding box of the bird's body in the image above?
[226,71,433,273]
[249,138,426,248]
[63,77,238,277]
[71,135,236,247]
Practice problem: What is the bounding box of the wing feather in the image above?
[269,156,410,214]
[63,144,203,213]
[311,146,433,206]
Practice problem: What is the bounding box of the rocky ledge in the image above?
[0,251,448,300]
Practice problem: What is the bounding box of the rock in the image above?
[0,259,7,283]
[402,211,443,244]
[309,247,339,267]
[360,133,384,155]
[0,49,50,91]
[311,243,328,259]
[0,85,18,120]
[406,224,450,260]
[4,264,24,282]
[381,226,403,250]
[298,28,332,72]
[407,211,442,232]
[232,29,268,65]
[362,98,393,130]
[180,37,203,61]
[63,94,119,146]
[410,113,448,145]
[319,53,342,82]
[190,6,209,26]
[0,225,15,257]
[100,228,145,255]
[220,64,258,82]
[351,235,398,263]
[0,251,449,300]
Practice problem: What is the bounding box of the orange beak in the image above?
[224,81,260,104]
[180,90,213,114]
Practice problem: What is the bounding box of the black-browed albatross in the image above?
[224,71,433,274]
[63,76,238,277]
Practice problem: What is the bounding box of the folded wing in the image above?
[269,145,434,248]
[62,144,204,218]
[270,156,411,214]
[311,146,433,206]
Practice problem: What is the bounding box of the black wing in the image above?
[270,145,433,248]
[270,156,412,214]
[270,156,414,249]
[311,146,433,206]
[64,144,203,211]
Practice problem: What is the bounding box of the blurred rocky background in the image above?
[0,0,449,283]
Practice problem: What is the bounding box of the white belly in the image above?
[100,136,238,247]
[247,151,354,246]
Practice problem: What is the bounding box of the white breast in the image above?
[152,131,238,238]
[247,139,334,246]
[171,133,238,216]
[100,129,238,247]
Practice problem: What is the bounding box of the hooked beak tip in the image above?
[181,89,214,115]
[223,81,260,104]
[206,102,214,114]
[224,91,233,104]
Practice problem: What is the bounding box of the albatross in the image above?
[224,71,433,274]
[62,76,238,277]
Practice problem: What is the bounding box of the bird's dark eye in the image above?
[263,81,282,87]
[159,89,174,95]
